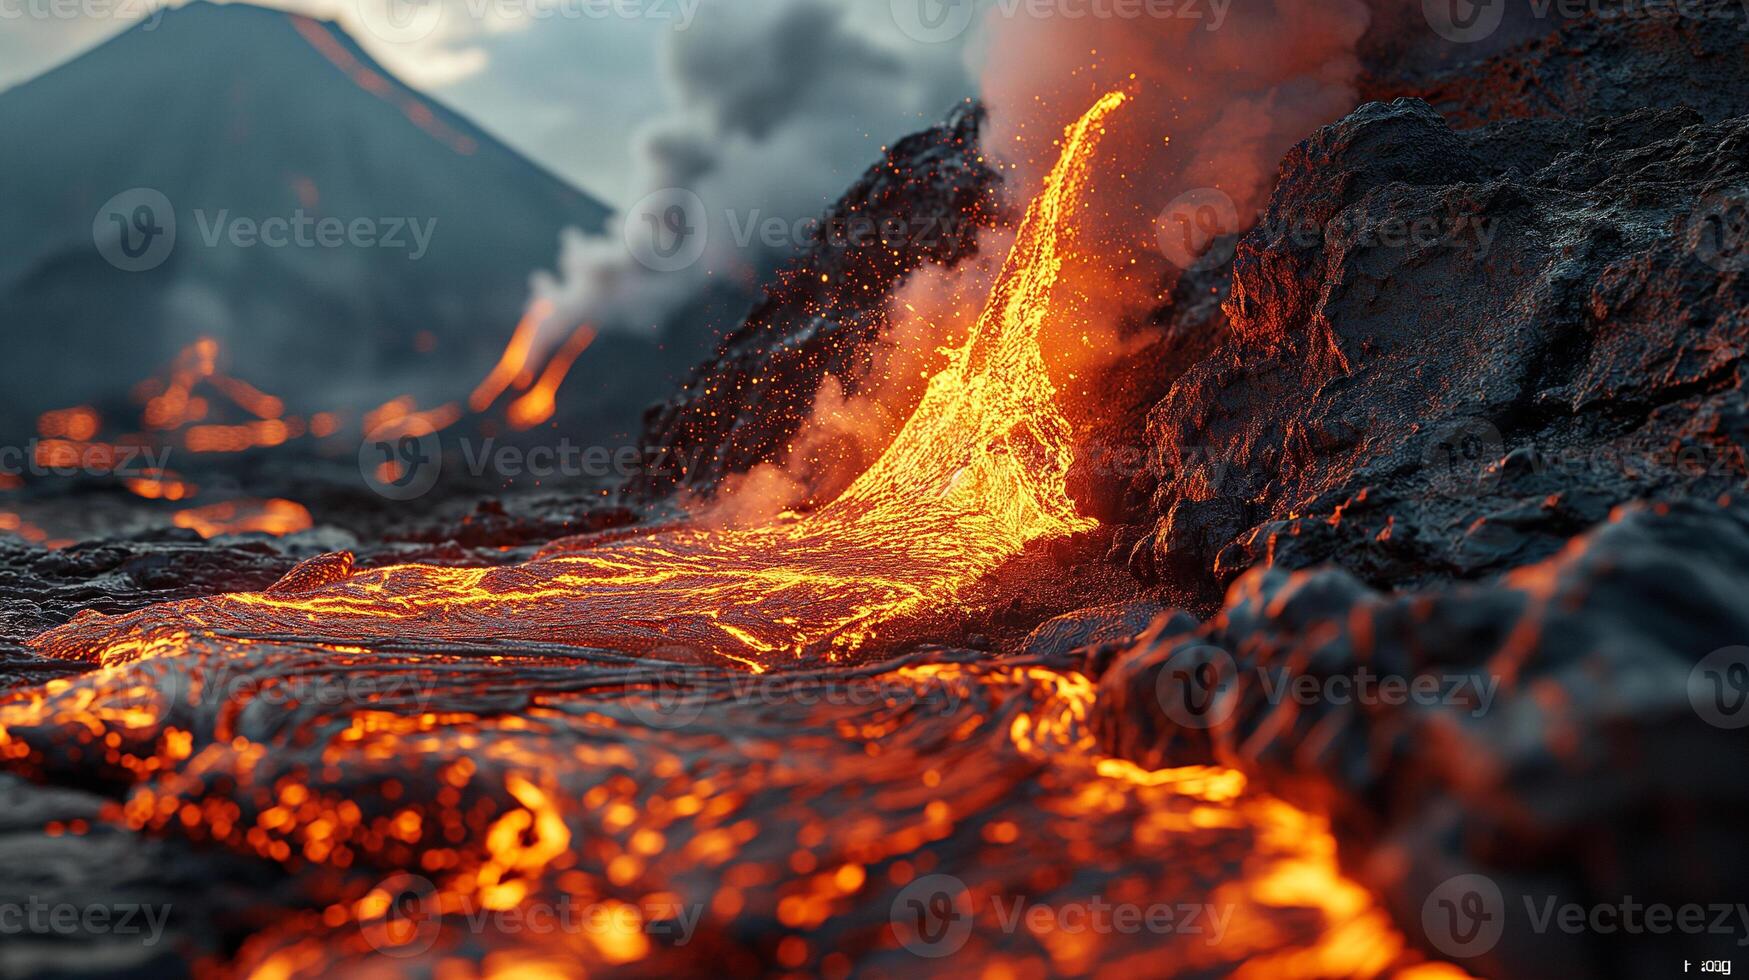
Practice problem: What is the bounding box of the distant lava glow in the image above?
[30,92,1123,670]
[0,96,1463,978]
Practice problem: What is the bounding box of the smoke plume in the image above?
[706,0,1373,521]
[528,0,971,351]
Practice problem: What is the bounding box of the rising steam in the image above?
[978,0,1371,249]
[526,0,970,353]
[711,0,1373,519]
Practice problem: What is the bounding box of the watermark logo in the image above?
[1154,646,1499,731]
[354,0,444,43]
[192,210,438,260]
[1156,187,1242,271]
[354,0,701,40]
[624,665,969,730]
[1423,417,1505,494]
[359,873,443,958]
[891,873,976,957]
[625,662,709,730]
[1687,191,1749,275]
[1424,874,1749,959]
[1156,644,1240,730]
[1156,187,1503,271]
[626,187,708,273]
[1423,0,1507,42]
[1691,646,1749,730]
[726,209,972,255]
[0,0,166,27]
[1423,873,1506,959]
[891,0,979,42]
[94,188,176,272]
[359,436,706,501]
[113,659,441,716]
[1428,0,1749,44]
[893,0,1231,43]
[359,424,444,501]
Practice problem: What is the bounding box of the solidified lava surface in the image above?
[2,6,1748,979]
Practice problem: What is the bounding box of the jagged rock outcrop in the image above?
[624,103,1005,502]
[1095,497,1749,978]
[1133,95,1749,597]
[0,533,296,646]
[1365,0,1749,128]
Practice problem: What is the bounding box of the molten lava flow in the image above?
[0,94,1467,979]
[470,299,555,412]
[506,322,598,431]
[32,92,1122,669]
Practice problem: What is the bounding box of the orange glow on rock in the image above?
[173,499,313,539]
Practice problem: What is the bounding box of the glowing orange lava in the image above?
[173,499,314,539]
[470,299,555,412]
[507,322,597,431]
[32,92,1123,668]
[0,95,1467,979]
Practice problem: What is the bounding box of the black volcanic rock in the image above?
[1095,497,1749,978]
[1131,95,1749,596]
[0,533,297,645]
[623,102,1004,502]
[0,1,609,437]
[1365,0,1749,127]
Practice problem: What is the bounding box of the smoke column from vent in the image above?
[526,0,971,354]
[710,0,1373,519]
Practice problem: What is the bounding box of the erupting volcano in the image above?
[0,95,1455,978]
[30,92,1122,670]
[6,2,1749,977]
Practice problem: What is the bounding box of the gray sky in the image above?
[0,0,977,206]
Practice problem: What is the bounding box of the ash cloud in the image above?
[528,0,972,351]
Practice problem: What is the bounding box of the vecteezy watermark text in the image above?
[0,0,164,25]
[94,190,438,272]
[891,0,1232,44]
[1154,644,1500,731]
[0,442,172,479]
[619,187,980,273]
[353,0,703,45]
[623,667,970,730]
[192,210,437,261]
[889,873,1233,958]
[0,899,171,946]
[359,429,707,501]
[1423,0,1749,45]
[359,873,702,958]
[1154,186,1502,271]
[1423,874,1749,960]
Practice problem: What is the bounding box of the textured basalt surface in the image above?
[2,7,1747,979]
[1131,96,1749,598]
[625,103,1005,503]
[1364,0,1749,128]
[1095,498,1749,977]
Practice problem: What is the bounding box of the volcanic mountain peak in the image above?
[0,1,609,436]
